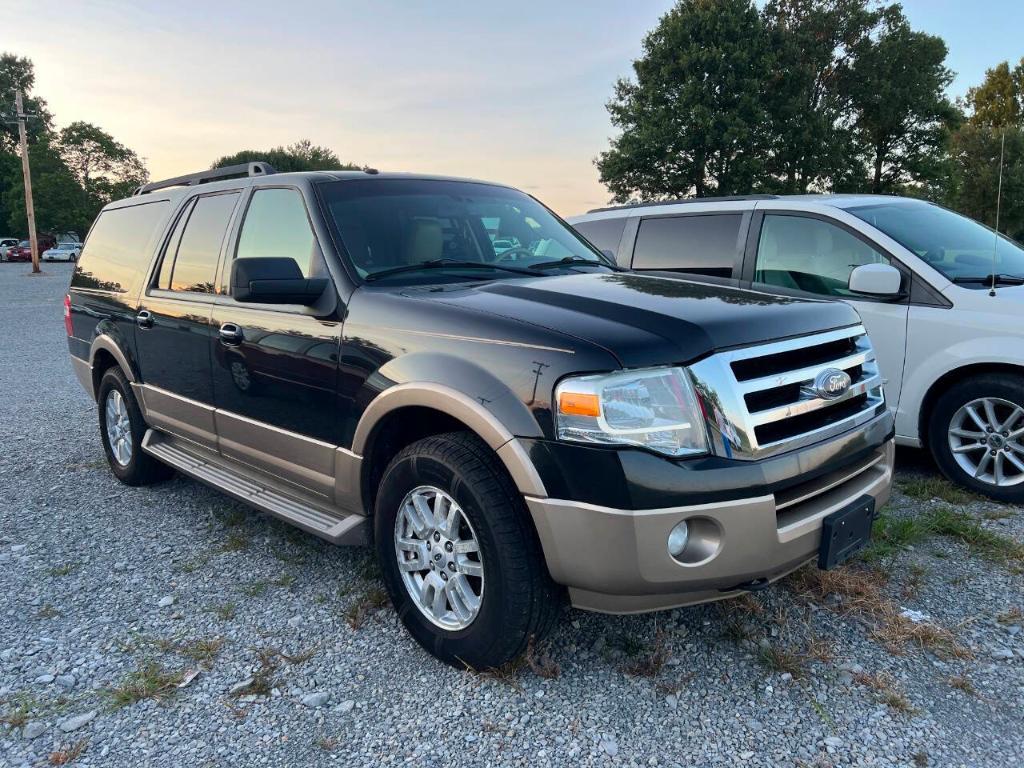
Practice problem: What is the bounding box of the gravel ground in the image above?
[1,263,1022,768]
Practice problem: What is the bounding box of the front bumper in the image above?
[523,424,894,614]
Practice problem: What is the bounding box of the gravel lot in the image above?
[1,263,1022,768]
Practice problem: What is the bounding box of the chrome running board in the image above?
[141,429,367,545]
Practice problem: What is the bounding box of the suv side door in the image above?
[628,211,748,279]
[210,185,342,497]
[135,189,242,449]
[743,208,910,409]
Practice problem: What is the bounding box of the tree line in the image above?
[598,0,1024,240]
[0,54,356,239]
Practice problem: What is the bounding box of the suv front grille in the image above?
[688,325,885,460]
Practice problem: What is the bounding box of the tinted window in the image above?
[318,179,609,283]
[632,214,742,276]
[573,218,627,258]
[163,193,239,293]
[156,199,194,290]
[755,215,890,298]
[71,201,170,294]
[236,188,317,276]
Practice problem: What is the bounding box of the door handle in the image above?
[219,322,244,345]
[136,310,154,329]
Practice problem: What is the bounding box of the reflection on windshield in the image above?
[318,179,609,282]
[848,202,1024,281]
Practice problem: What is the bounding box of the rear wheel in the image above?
[929,374,1024,502]
[97,367,173,486]
[374,432,561,669]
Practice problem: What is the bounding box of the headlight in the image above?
[554,366,708,457]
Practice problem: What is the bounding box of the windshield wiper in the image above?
[952,273,1024,286]
[530,256,621,271]
[364,258,542,282]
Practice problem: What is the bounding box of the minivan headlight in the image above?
[554,367,708,457]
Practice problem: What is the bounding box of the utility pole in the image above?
[14,89,40,274]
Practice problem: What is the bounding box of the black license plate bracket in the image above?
[818,494,876,570]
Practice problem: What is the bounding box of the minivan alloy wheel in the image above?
[948,396,1024,487]
[104,389,133,466]
[394,485,484,631]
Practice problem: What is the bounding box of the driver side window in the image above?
[755,214,890,298]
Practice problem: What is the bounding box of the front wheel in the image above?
[374,432,561,669]
[929,374,1024,502]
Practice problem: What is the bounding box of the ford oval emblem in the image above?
[813,368,852,400]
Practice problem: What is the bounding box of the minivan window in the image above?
[71,201,170,294]
[235,188,317,276]
[317,179,610,283]
[847,201,1024,283]
[162,192,239,294]
[573,217,628,258]
[632,214,742,276]
[755,214,890,298]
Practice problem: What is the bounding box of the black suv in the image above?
[66,163,894,668]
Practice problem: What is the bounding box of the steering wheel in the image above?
[495,247,535,263]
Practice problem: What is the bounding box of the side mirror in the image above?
[848,263,902,298]
[231,257,328,305]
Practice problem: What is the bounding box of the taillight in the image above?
[64,294,73,336]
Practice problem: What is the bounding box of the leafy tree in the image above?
[596,0,772,200]
[0,53,53,151]
[760,0,882,193]
[844,10,958,193]
[58,121,148,205]
[3,138,92,235]
[965,59,1024,129]
[212,139,361,172]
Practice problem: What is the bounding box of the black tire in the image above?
[97,367,173,486]
[928,373,1024,503]
[374,432,562,669]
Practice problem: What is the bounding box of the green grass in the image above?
[897,476,989,506]
[861,506,1024,567]
[104,662,184,709]
[0,692,37,728]
[48,563,77,577]
[210,602,237,620]
[240,580,269,598]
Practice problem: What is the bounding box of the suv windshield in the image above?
[317,179,611,283]
[848,201,1024,283]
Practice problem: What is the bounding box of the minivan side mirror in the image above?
[848,263,903,298]
[231,257,328,305]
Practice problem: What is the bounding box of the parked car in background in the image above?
[0,238,19,261]
[570,194,1024,502]
[42,242,83,262]
[66,163,893,668]
[7,235,58,262]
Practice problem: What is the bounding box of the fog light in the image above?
[667,521,690,558]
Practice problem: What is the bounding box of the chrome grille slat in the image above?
[737,348,875,394]
[748,371,883,426]
[687,325,885,460]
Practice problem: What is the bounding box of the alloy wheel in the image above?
[394,485,484,631]
[105,389,133,466]
[948,396,1024,487]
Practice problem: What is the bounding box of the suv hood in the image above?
[425,272,862,368]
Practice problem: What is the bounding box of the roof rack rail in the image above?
[586,194,779,214]
[133,162,277,196]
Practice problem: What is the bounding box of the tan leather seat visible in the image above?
[402,218,444,264]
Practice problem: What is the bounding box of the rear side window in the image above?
[235,188,317,277]
[573,218,627,258]
[71,201,170,294]
[632,214,743,277]
[158,192,239,294]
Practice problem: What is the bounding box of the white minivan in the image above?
[570,195,1024,502]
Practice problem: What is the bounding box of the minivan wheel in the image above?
[97,367,173,486]
[374,432,561,669]
[929,374,1024,502]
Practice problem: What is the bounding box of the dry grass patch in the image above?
[947,675,977,696]
[525,637,561,679]
[344,586,389,629]
[996,606,1023,625]
[622,630,669,678]
[0,692,35,729]
[49,739,88,765]
[852,670,917,714]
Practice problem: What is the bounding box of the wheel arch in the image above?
[87,333,138,398]
[353,382,547,518]
[919,362,1024,448]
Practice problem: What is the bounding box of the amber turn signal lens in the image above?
[558,392,600,417]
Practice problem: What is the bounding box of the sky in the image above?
[4,0,1023,215]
